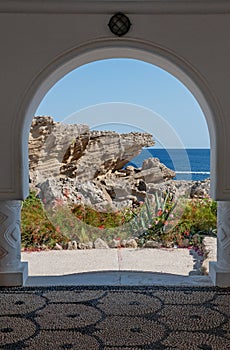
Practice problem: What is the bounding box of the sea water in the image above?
[128,148,210,181]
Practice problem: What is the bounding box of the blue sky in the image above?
[36,58,210,148]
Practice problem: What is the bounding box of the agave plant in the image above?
[137,190,176,243]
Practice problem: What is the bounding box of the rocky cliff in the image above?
[29,116,156,183]
[28,116,178,209]
[29,116,89,185]
[61,129,156,181]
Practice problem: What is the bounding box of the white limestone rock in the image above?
[143,240,161,248]
[141,157,176,182]
[125,238,138,248]
[109,239,121,248]
[78,242,93,249]
[94,238,110,249]
[54,243,63,250]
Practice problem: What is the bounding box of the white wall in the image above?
[0,1,229,199]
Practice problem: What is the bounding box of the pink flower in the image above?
[53,198,64,207]
[63,188,70,198]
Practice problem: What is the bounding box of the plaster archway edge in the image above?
[15,38,223,200]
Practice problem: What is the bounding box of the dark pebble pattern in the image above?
[0,285,230,349]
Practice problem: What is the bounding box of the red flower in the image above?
[157,209,163,216]
[56,226,61,233]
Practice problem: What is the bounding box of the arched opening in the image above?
[18,40,218,285]
[16,40,219,200]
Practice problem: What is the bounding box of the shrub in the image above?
[21,191,68,250]
[71,204,126,228]
[21,190,217,250]
[170,196,217,247]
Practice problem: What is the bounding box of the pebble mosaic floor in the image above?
[0,286,230,349]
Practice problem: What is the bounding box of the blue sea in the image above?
[128,148,210,181]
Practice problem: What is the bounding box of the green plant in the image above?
[137,191,176,244]
[170,196,217,247]
[136,193,217,248]
[21,190,217,250]
[71,204,127,229]
[21,191,68,250]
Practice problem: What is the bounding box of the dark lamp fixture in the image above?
[108,12,131,37]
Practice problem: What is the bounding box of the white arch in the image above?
[15,38,223,199]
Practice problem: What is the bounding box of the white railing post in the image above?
[0,200,28,286]
[210,201,230,287]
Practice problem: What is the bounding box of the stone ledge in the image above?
[201,236,217,275]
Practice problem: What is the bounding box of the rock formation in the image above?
[29,116,177,209]
[29,116,155,182]
[29,116,89,185]
[61,129,156,181]
[28,116,210,211]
